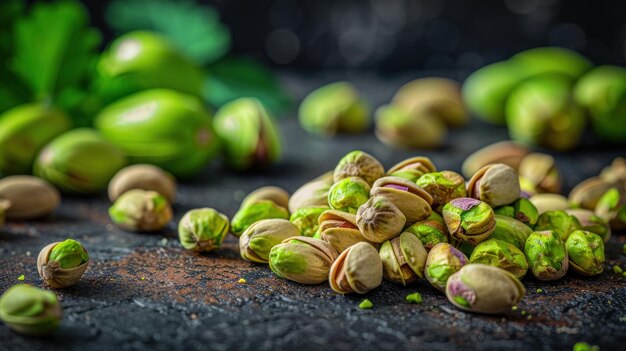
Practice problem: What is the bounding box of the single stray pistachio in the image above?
[493,198,539,226]
[568,177,613,211]
[442,198,496,246]
[269,236,338,284]
[318,210,375,253]
[524,230,568,281]
[0,284,62,336]
[529,193,570,214]
[37,239,89,289]
[241,186,290,210]
[108,164,177,203]
[565,209,611,243]
[534,210,582,241]
[467,163,520,207]
[518,153,562,194]
[108,189,173,232]
[0,176,60,220]
[240,219,300,263]
[405,212,448,251]
[379,232,428,285]
[178,208,230,252]
[374,105,446,149]
[230,200,289,237]
[386,156,437,183]
[416,171,466,210]
[491,215,533,250]
[288,173,333,213]
[333,150,384,186]
[461,141,530,178]
[566,230,605,276]
[445,264,525,314]
[329,242,383,294]
[425,243,469,292]
[370,176,433,223]
[356,196,406,243]
[469,239,529,279]
[328,177,371,214]
[289,206,328,237]
[595,188,626,230]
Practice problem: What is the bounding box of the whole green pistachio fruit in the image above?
[298,81,370,136]
[469,239,528,279]
[108,164,177,203]
[241,186,290,210]
[230,200,289,237]
[442,198,496,246]
[356,196,406,243]
[445,264,525,314]
[379,232,428,285]
[178,208,229,252]
[240,219,300,263]
[596,188,626,230]
[37,239,89,288]
[0,104,71,176]
[371,176,433,223]
[213,97,281,170]
[333,150,384,186]
[289,206,328,237]
[491,215,533,250]
[461,141,529,178]
[328,177,371,214]
[34,129,127,194]
[95,89,219,178]
[288,173,333,213]
[534,210,582,241]
[494,198,539,227]
[329,242,383,294]
[565,209,611,243]
[0,176,60,220]
[424,243,469,292]
[416,171,466,211]
[518,153,562,194]
[405,212,448,251]
[109,189,173,232]
[269,236,339,284]
[0,284,62,336]
[529,193,570,214]
[318,210,375,253]
[467,163,520,207]
[566,230,605,276]
[524,230,568,281]
[510,47,592,79]
[374,105,446,149]
[568,177,613,211]
[386,156,437,183]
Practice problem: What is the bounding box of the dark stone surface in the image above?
[1,73,625,351]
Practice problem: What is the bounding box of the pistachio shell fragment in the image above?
[289,206,328,237]
[386,156,437,183]
[425,243,469,292]
[416,171,466,210]
[108,189,173,232]
[240,219,300,263]
[333,150,384,186]
[178,208,230,252]
[0,176,60,220]
[108,164,177,203]
[231,200,289,237]
[566,230,605,276]
[491,215,533,250]
[405,212,449,251]
[0,284,62,336]
[288,174,333,213]
[534,210,582,241]
[318,210,375,253]
[356,196,406,243]
[37,239,89,288]
[329,242,383,294]
[241,186,290,210]
[371,176,432,223]
[442,198,496,246]
[328,177,371,214]
[379,232,428,285]
[524,230,568,281]
[518,153,562,193]
[467,163,520,207]
[469,239,529,279]
[269,236,339,284]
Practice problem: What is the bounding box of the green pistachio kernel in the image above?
[358,299,374,309]
[416,171,466,210]
[470,239,529,279]
[614,265,624,275]
[289,206,328,237]
[178,208,230,252]
[405,212,449,251]
[328,177,371,214]
[572,342,600,351]
[442,197,496,246]
[49,239,89,269]
[566,230,605,276]
[231,200,289,237]
[405,292,423,304]
[494,198,539,226]
[0,284,62,336]
[535,210,582,241]
[596,188,626,230]
[524,230,568,281]
[240,219,300,263]
[491,215,533,250]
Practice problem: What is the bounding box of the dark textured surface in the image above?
[1,73,626,351]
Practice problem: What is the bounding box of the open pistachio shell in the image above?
[469,239,529,279]
[328,177,371,214]
[534,210,582,241]
[529,193,570,214]
[379,232,428,285]
[491,215,533,250]
[37,240,89,289]
[288,174,333,213]
[0,284,62,336]
[356,196,406,243]
[230,200,289,237]
[405,212,449,251]
[241,186,290,210]
[565,209,611,243]
[178,208,230,252]
[329,242,383,294]
[108,189,173,232]
[240,219,300,263]
[269,236,338,284]
[566,230,605,276]
[371,176,432,223]
[318,210,375,253]
[425,243,469,292]
[0,176,60,220]
[493,198,539,226]
[524,230,568,281]
[568,177,613,211]
[333,150,384,186]
[442,198,496,246]
[289,206,328,237]
[108,164,177,203]
[518,153,562,194]
[461,141,529,178]
[467,163,520,207]
[386,156,437,183]
[416,171,466,210]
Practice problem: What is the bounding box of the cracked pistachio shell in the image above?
[387,157,437,182]
[442,198,496,246]
[231,200,289,237]
[469,239,528,279]
[329,242,383,294]
[445,264,525,314]
[0,176,60,220]
[241,186,290,210]
[566,230,605,276]
[568,177,613,211]
[328,177,371,214]
[493,198,539,226]
[318,210,376,253]
[529,193,570,214]
[214,98,281,171]
[0,200,9,225]
[288,174,333,213]
[491,215,533,250]
[0,104,71,176]
[333,150,384,186]
[565,209,611,243]
[596,188,626,230]
[524,230,568,281]
[416,171,466,210]
[379,232,428,285]
[356,196,406,243]
[289,206,328,237]
[467,163,520,207]
[240,219,300,263]
[108,164,176,203]
[34,129,127,194]
[0,284,62,336]
[269,236,339,284]
[298,82,370,136]
[405,212,448,251]
[534,210,582,241]
[371,176,432,223]
[461,141,530,178]
[374,105,446,149]
[518,153,562,194]
[178,208,229,252]
[425,243,469,292]
[37,239,89,289]
[108,189,173,232]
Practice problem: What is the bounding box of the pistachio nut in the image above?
[405,212,448,251]
[288,174,333,213]
[518,153,562,193]
[0,104,71,176]
[231,200,289,237]
[424,243,469,292]
[416,171,465,210]
[568,177,613,211]
[318,210,375,253]
[178,208,230,252]
[596,188,626,230]
[469,239,528,279]
[328,177,371,214]
[108,189,173,232]
[445,264,525,314]
[534,210,582,241]
[371,176,433,223]
[289,206,328,237]
[467,163,520,207]
[329,242,383,294]
[374,105,446,149]
[600,157,626,185]
[108,164,177,203]
[240,219,300,263]
[333,150,384,186]
[0,200,9,225]
[511,47,592,79]
[356,196,406,243]
[565,209,611,243]
[37,239,89,288]
[34,128,127,194]
[213,97,282,170]
[524,230,568,281]
[269,236,339,284]
[461,141,529,178]
[566,230,605,276]
[379,232,428,285]
[298,81,370,136]
[442,198,496,246]
[0,176,60,220]
[529,193,570,214]
[241,186,290,210]
[518,176,538,197]
[0,284,62,336]
[493,198,539,226]
[386,156,437,183]
[491,215,533,250]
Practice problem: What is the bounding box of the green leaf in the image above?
[0,0,28,112]
[105,0,230,65]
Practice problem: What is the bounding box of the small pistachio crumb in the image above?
[359,299,373,309]
[536,288,543,293]
[17,274,24,281]
[238,278,247,284]
[512,306,519,311]
[140,277,145,281]
[527,315,532,320]
[573,341,600,351]
[405,293,423,304]
[613,265,623,274]
[521,310,527,316]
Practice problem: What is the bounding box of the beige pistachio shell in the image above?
[0,176,60,220]
[371,176,433,223]
[241,186,290,209]
[329,242,383,294]
[518,153,562,194]
[529,193,570,214]
[379,232,427,285]
[108,164,177,203]
[600,157,626,184]
[0,199,10,225]
[387,157,437,176]
[318,210,375,252]
[568,177,613,210]
[462,141,530,178]
[288,176,333,213]
[333,150,385,186]
[37,243,88,289]
[269,236,339,284]
[467,163,520,207]
[357,196,406,243]
[239,219,300,263]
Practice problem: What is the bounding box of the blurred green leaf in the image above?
[0,0,28,112]
[106,0,230,65]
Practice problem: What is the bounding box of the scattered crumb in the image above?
[527,315,532,320]
[17,274,24,281]
[359,299,373,309]
[613,265,623,274]
[238,278,247,284]
[25,251,31,257]
[572,341,600,351]
[405,292,423,304]
[190,313,198,320]
[512,306,519,311]
[140,277,145,281]
[536,288,543,293]
[521,310,527,316]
